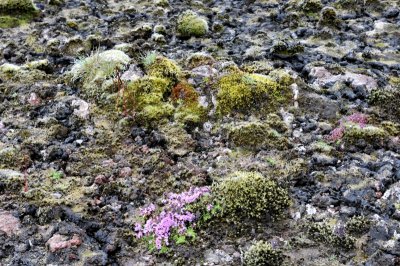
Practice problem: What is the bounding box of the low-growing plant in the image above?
[213,171,290,223]
[328,112,368,142]
[134,186,220,252]
[243,241,284,266]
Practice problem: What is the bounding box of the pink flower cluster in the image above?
[134,186,210,249]
[328,113,368,141]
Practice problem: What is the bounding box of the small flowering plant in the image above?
[328,113,368,142]
[134,186,220,252]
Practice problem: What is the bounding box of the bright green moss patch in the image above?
[177,10,209,38]
[215,71,291,116]
[124,76,173,126]
[145,55,181,82]
[214,171,290,223]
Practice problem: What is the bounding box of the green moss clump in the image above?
[307,222,355,250]
[177,10,209,38]
[145,55,181,82]
[319,7,339,27]
[216,71,290,116]
[124,76,173,126]
[171,81,206,126]
[369,88,400,123]
[301,0,323,13]
[0,0,37,12]
[174,104,206,127]
[243,241,284,266]
[270,40,305,57]
[186,52,215,69]
[380,121,400,136]
[0,0,38,28]
[0,146,25,169]
[346,216,372,235]
[227,121,288,150]
[343,124,388,144]
[214,172,290,222]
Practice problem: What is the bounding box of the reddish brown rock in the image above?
[46,234,82,252]
[0,211,21,236]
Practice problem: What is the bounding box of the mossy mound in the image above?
[124,77,206,127]
[215,71,292,116]
[177,10,209,38]
[301,0,323,13]
[124,76,173,126]
[307,222,355,250]
[0,0,38,28]
[171,81,207,127]
[343,124,389,144]
[243,241,284,266]
[369,88,400,123]
[270,39,305,57]
[319,7,339,27]
[226,121,289,150]
[213,171,290,223]
[144,55,181,83]
[69,49,130,103]
[0,0,36,12]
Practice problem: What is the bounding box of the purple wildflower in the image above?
[134,186,210,250]
[207,204,213,211]
[134,223,143,239]
[140,203,156,216]
[328,126,345,141]
[346,113,368,128]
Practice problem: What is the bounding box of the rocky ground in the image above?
[0,0,400,265]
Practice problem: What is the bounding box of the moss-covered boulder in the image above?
[177,10,209,38]
[215,71,291,116]
[213,172,290,223]
[243,241,284,266]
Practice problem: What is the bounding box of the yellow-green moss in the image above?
[307,222,355,250]
[177,10,209,38]
[145,55,181,82]
[243,241,283,266]
[343,125,388,144]
[0,0,37,12]
[213,171,290,223]
[216,71,291,116]
[369,88,400,122]
[125,76,173,126]
[227,121,288,149]
[174,104,206,126]
[346,216,372,235]
[380,121,400,136]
